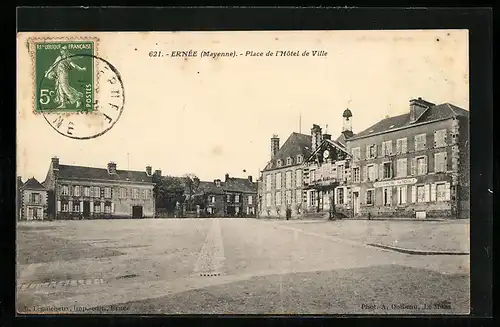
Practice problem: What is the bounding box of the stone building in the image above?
[302,110,354,218]
[194,174,258,217]
[345,98,469,219]
[260,132,312,218]
[43,157,155,219]
[18,177,48,221]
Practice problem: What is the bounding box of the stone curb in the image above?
[367,243,469,255]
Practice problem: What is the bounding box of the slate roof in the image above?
[351,103,468,140]
[21,177,46,190]
[57,164,153,184]
[263,132,312,171]
[195,181,225,195]
[335,131,355,147]
[223,177,257,194]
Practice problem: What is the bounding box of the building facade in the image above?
[260,132,312,218]
[346,98,469,219]
[18,177,48,221]
[43,157,155,219]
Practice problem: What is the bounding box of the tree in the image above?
[152,175,185,216]
[183,173,200,211]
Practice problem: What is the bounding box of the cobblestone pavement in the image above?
[16,218,469,314]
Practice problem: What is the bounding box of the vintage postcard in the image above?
[16,30,470,315]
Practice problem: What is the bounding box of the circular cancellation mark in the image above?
[38,54,125,140]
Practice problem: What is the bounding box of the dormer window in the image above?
[277,160,282,167]
[296,155,303,164]
[286,157,292,165]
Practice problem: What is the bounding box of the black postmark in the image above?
[38,54,125,140]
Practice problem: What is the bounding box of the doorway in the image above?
[353,191,360,216]
[83,201,90,218]
[132,206,143,218]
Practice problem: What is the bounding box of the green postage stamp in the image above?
[32,38,98,113]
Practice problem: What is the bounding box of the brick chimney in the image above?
[322,133,331,140]
[225,173,230,182]
[51,156,60,170]
[107,161,117,174]
[154,169,162,176]
[214,179,221,187]
[271,134,280,158]
[409,97,434,123]
[311,124,323,152]
[248,175,253,183]
[146,166,152,176]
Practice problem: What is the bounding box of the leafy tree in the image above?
[153,175,185,216]
[183,173,200,211]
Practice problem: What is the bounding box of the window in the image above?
[351,147,361,161]
[383,162,393,179]
[142,189,149,200]
[414,133,427,151]
[353,167,360,183]
[296,155,303,164]
[61,185,69,195]
[235,195,240,203]
[367,145,377,158]
[417,185,426,203]
[73,186,81,196]
[397,185,407,204]
[286,157,292,165]
[285,171,292,189]
[434,129,447,148]
[396,138,407,154]
[396,158,408,178]
[62,202,69,212]
[336,188,344,204]
[266,174,272,192]
[435,183,446,202]
[91,186,100,198]
[296,190,302,204]
[84,186,90,197]
[367,164,376,181]
[382,140,393,156]
[266,193,272,207]
[104,205,111,214]
[227,194,231,203]
[295,169,302,187]
[94,203,101,213]
[30,193,40,204]
[119,188,127,199]
[337,164,345,181]
[309,170,316,183]
[366,189,374,205]
[275,173,282,190]
[277,160,282,167]
[132,189,139,199]
[383,187,392,206]
[248,195,253,205]
[104,187,112,198]
[211,196,216,203]
[310,191,316,207]
[285,190,292,204]
[73,202,80,212]
[417,157,427,175]
[275,191,281,206]
[434,152,447,173]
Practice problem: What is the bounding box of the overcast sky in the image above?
[17,30,469,183]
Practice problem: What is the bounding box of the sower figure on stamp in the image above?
[44,46,86,109]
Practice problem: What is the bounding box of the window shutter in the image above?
[424,155,428,174]
[387,187,392,205]
[111,202,115,213]
[402,139,407,153]
[443,130,447,146]
[365,190,368,204]
[431,183,437,201]
[445,182,451,201]
[57,200,61,212]
[434,154,439,173]
[396,186,401,204]
[388,141,392,155]
[381,142,386,156]
[444,152,448,171]
[363,165,367,182]
[411,158,417,175]
[411,186,417,203]
[402,185,407,204]
[378,164,383,180]
[366,145,370,158]
[343,187,347,204]
[424,184,430,202]
[374,144,378,157]
[396,140,401,154]
[423,134,427,149]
